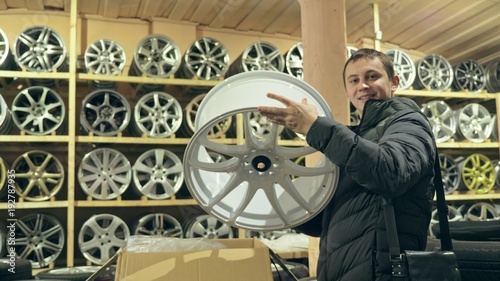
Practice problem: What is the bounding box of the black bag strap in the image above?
[383,151,453,261]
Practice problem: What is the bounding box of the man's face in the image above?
[344,57,399,114]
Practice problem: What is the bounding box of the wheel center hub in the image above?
[99,106,114,118]
[252,155,272,172]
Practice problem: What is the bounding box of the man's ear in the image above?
[391,75,400,96]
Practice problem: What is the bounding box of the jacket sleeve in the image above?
[306,111,435,198]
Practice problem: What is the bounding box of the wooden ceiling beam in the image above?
[234,0,278,31]
[168,0,194,21]
[262,1,300,35]
[101,0,120,18]
[208,0,246,29]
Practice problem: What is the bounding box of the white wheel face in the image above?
[456,103,492,143]
[194,71,333,130]
[186,71,338,231]
[249,111,285,140]
[132,91,183,137]
[134,213,183,237]
[285,42,304,79]
[132,34,181,78]
[80,89,131,136]
[15,213,65,268]
[14,26,66,72]
[420,100,456,143]
[84,39,126,75]
[184,214,234,239]
[78,214,130,265]
[11,86,66,135]
[385,49,416,90]
[184,93,233,138]
[78,148,131,200]
[132,148,184,199]
[182,37,230,80]
[414,54,453,91]
[185,108,338,231]
[12,150,65,201]
[452,59,486,92]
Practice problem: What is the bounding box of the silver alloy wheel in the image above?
[420,100,456,143]
[185,108,338,231]
[80,89,131,136]
[0,93,13,134]
[413,54,453,91]
[78,214,130,265]
[12,150,65,201]
[429,206,462,237]
[180,37,230,80]
[84,39,126,75]
[134,213,183,237]
[132,91,182,138]
[0,156,7,197]
[11,86,66,135]
[78,148,131,200]
[439,153,460,194]
[15,213,65,268]
[0,28,15,70]
[465,202,499,221]
[132,148,184,199]
[184,214,234,239]
[284,42,304,79]
[132,34,181,78]
[13,26,66,72]
[385,49,416,90]
[346,46,358,58]
[485,60,500,93]
[228,41,284,75]
[249,111,285,140]
[455,103,492,143]
[184,93,232,138]
[452,59,486,92]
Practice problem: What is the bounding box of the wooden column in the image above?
[297,0,348,277]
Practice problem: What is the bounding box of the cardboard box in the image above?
[114,238,273,281]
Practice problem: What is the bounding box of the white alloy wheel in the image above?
[185,71,338,231]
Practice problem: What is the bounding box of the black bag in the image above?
[383,153,461,281]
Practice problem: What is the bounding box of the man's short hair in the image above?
[342,48,395,87]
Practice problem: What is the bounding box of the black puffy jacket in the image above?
[298,97,436,281]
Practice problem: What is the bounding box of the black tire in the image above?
[427,238,500,281]
[36,265,115,281]
[271,261,309,281]
[0,257,32,280]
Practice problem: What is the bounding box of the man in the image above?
[258,48,436,280]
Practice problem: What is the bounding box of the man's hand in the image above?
[257,92,319,135]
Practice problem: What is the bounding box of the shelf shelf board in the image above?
[440,192,500,201]
[0,135,70,142]
[437,141,499,148]
[76,135,239,145]
[396,90,496,99]
[0,70,71,79]
[0,201,69,209]
[75,198,198,207]
[78,73,221,86]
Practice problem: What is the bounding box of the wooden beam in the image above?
[26,0,44,10]
[298,0,348,124]
[101,0,120,18]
